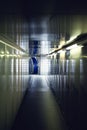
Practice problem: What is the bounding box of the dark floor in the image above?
[12,75,68,130]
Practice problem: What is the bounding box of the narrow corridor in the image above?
[12,75,68,130]
[1,13,87,130]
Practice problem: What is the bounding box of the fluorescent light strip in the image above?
[66,36,77,44]
[57,50,64,53]
[66,44,83,50]
[0,40,25,52]
[0,54,22,57]
[66,44,78,50]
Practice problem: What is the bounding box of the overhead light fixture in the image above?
[66,44,78,50]
[66,44,83,50]
[47,33,87,56]
[57,50,63,53]
[0,39,27,54]
[66,36,77,44]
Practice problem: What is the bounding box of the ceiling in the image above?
[0,0,87,15]
[0,0,87,55]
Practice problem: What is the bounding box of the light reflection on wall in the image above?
[59,50,65,60]
[0,39,29,130]
[70,46,82,58]
[66,60,69,74]
[80,59,83,74]
[70,59,75,74]
[21,58,29,75]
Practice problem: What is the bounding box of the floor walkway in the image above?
[12,75,68,130]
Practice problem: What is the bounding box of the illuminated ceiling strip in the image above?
[48,44,82,55]
[48,33,87,55]
[48,47,62,55]
[66,44,78,50]
[0,40,27,53]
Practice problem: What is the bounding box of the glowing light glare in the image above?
[70,46,82,58]
[80,59,83,73]
[1,51,4,54]
[59,38,65,46]
[66,44,83,50]
[66,36,77,43]
[0,54,4,58]
[41,41,49,54]
[6,55,9,57]
[0,40,19,51]
[0,40,27,54]
[17,55,21,57]
[40,58,50,75]
[6,51,9,54]
[0,53,22,58]
[58,45,62,48]
[66,44,78,50]
[57,50,64,53]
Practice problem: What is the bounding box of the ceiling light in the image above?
[66,44,78,50]
[57,50,64,53]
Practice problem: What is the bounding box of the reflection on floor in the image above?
[0,75,29,130]
[12,75,68,130]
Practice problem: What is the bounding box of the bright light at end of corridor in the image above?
[41,41,49,54]
[40,58,50,75]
